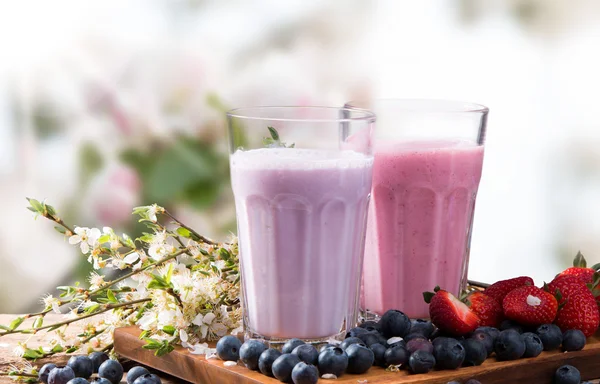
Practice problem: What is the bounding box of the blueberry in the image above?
[290,362,318,384]
[475,326,500,343]
[471,330,494,356]
[345,344,374,374]
[66,379,89,384]
[346,327,369,338]
[500,319,524,334]
[536,324,563,351]
[494,330,525,361]
[39,363,57,384]
[404,332,428,343]
[291,344,319,365]
[126,366,150,384]
[132,373,161,384]
[554,365,581,384]
[369,343,387,367]
[521,332,543,358]
[90,379,112,384]
[258,348,283,377]
[465,380,482,384]
[89,352,109,374]
[240,339,267,370]
[433,338,465,369]
[383,344,409,366]
[272,353,301,383]
[380,310,411,338]
[430,329,463,341]
[562,329,586,352]
[67,356,93,379]
[319,344,337,353]
[317,347,348,377]
[386,337,406,349]
[340,337,366,351]
[216,335,242,361]
[282,338,305,354]
[48,366,76,384]
[460,338,487,366]
[358,331,388,348]
[408,350,436,374]
[409,319,435,338]
[359,321,382,333]
[407,338,434,355]
[98,360,124,384]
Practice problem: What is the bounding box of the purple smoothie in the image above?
[362,140,484,319]
[231,148,373,339]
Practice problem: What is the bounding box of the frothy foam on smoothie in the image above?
[230,148,373,170]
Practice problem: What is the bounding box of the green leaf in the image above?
[0,324,11,331]
[51,345,64,353]
[139,330,150,340]
[176,227,192,238]
[26,198,43,213]
[423,291,435,304]
[98,234,110,244]
[573,251,587,268]
[33,317,43,329]
[9,317,24,331]
[267,126,280,141]
[106,289,118,304]
[162,325,176,336]
[45,204,56,216]
[65,347,78,354]
[54,226,66,234]
[156,342,175,357]
[165,264,174,285]
[85,303,101,314]
[22,348,44,360]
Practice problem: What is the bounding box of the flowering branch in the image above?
[1,199,241,364]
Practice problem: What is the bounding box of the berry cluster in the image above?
[38,353,159,384]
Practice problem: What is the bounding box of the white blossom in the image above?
[88,272,105,290]
[68,227,101,254]
[42,294,61,314]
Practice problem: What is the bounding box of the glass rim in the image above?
[226,105,376,123]
[345,98,489,115]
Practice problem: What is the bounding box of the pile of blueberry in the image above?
[215,309,591,384]
[38,352,160,384]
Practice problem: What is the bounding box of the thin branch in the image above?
[164,211,216,245]
[0,299,150,336]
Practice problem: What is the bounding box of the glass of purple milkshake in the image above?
[227,106,376,345]
[345,99,489,320]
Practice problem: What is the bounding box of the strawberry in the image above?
[547,275,600,337]
[424,286,480,335]
[557,251,600,284]
[465,291,504,327]
[502,285,558,326]
[483,276,534,304]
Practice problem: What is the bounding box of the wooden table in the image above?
[0,315,187,384]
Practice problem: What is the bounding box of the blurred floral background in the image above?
[1,0,600,313]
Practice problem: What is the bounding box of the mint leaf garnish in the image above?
[263,126,295,148]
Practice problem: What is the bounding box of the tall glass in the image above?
[345,99,488,319]
[227,106,376,344]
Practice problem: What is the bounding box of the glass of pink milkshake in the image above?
[345,99,488,320]
[227,106,375,345]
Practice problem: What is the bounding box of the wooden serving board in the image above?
[114,326,600,384]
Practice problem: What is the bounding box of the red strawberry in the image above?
[483,276,534,304]
[547,275,600,337]
[557,251,599,284]
[424,287,480,335]
[502,285,558,326]
[465,291,504,327]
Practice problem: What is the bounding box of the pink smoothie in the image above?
[231,148,373,339]
[362,140,484,319]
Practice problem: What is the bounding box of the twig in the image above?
[0,299,150,336]
[164,211,216,245]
